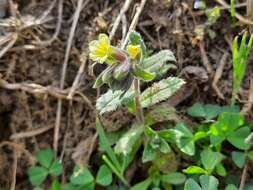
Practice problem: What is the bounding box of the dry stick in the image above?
[241,78,253,114]
[198,42,214,76]
[0,33,18,59]
[212,52,229,100]
[215,0,253,25]
[10,150,17,190]
[109,0,134,40]
[0,79,83,102]
[37,0,57,23]
[10,126,54,140]
[239,159,248,190]
[67,55,87,100]
[121,14,128,44]
[122,0,147,49]
[54,0,87,153]
[35,0,63,46]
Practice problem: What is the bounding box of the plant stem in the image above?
[134,79,144,124]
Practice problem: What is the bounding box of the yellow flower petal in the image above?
[127,44,141,59]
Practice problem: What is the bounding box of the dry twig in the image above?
[109,0,134,40]
[241,78,253,114]
[198,42,214,76]
[0,79,83,102]
[122,0,147,48]
[54,0,89,153]
[10,126,54,140]
[212,52,229,99]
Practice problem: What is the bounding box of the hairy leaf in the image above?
[142,50,176,74]
[96,90,136,114]
[141,77,185,108]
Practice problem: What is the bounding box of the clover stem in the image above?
[134,79,144,124]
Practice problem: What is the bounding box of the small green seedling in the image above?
[231,32,253,105]
[28,148,63,188]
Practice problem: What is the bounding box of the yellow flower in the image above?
[89,34,114,64]
[126,44,141,59]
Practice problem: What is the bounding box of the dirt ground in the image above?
[0,0,252,189]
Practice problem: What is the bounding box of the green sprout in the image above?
[231,32,253,105]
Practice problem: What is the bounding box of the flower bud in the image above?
[113,60,131,80]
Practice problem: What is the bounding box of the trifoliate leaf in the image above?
[201,150,224,173]
[199,175,219,190]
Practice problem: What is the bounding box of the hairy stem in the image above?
[134,79,144,124]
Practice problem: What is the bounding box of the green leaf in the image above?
[201,150,224,173]
[204,104,222,120]
[130,178,152,190]
[50,180,61,190]
[49,160,62,177]
[70,166,94,186]
[169,123,195,156]
[184,179,201,190]
[96,90,136,114]
[215,163,227,177]
[194,131,208,141]
[61,183,78,190]
[142,50,176,76]
[160,172,186,185]
[199,175,219,190]
[228,127,251,150]
[96,165,112,186]
[225,184,238,190]
[232,151,246,168]
[28,166,48,186]
[218,112,244,132]
[187,103,207,118]
[33,187,44,190]
[132,64,156,81]
[183,166,207,175]
[247,151,253,161]
[142,142,157,162]
[96,118,121,170]
[62,183,79,190]
[141,77,185,108]
[36,148,54,169]
[114,125,144,156]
